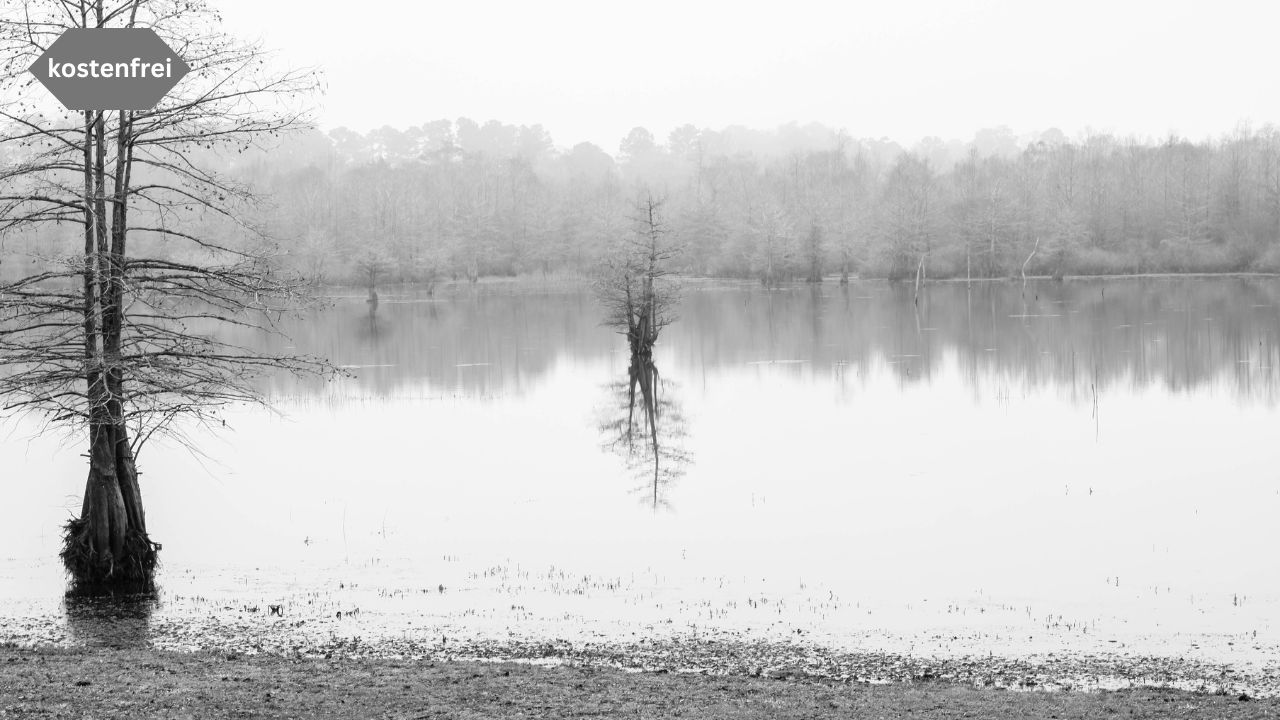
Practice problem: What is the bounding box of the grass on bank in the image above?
[1,646,1274,719]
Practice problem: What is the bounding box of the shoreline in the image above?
[2,644,1274,719]
[317,270,1280,297]
[4,627,1277,698]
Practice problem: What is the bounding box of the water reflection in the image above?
[360,297,383,344]
[4,278,1280,667]
[598,355,691,510]
[63,592,158,649]
[243,278,1280,403]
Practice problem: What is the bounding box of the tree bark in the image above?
[62,58,157,590]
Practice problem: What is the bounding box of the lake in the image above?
[2,277,1279,684]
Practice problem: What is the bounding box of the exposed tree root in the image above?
[60,518,159,594]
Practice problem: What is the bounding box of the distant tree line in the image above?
[8,120,1280,286]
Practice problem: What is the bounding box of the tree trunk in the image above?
[913,253,925,305]
[107,108,149,539]
[1022,236,1041,297]
[807,223,823,283]
[62,99,158,592]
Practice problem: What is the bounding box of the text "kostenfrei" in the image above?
[47,57,175,79]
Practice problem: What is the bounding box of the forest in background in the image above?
[5,120,1280,286]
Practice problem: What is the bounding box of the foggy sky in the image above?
[216,0,1280,152]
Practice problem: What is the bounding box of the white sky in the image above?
[215,0,1280,152]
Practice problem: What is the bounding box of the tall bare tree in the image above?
[0,0,332,590]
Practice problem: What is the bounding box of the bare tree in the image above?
[0,0,334,590]
[803,220,824,283]
[594,193,681,358]
[878,154,936,302]
[748,202,793,288]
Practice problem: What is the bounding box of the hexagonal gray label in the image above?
[28,28,190,111]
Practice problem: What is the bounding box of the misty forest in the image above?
[4,0,1280,711]
[10,118,1280,290]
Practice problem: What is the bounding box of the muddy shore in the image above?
[2,645,1277,719]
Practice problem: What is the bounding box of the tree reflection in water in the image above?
[598,354,691,510]
[234,278,1280,403]
[63,592,159,649]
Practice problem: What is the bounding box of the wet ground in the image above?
[5,645,1277,720]
[5,280,1280,700]
[2,580,1278,698]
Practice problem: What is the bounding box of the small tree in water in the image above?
[595,194,681,358]
[595,196,688,509]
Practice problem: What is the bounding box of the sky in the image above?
[214,0,1280,152]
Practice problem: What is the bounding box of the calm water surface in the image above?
[2,278,1279,668]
